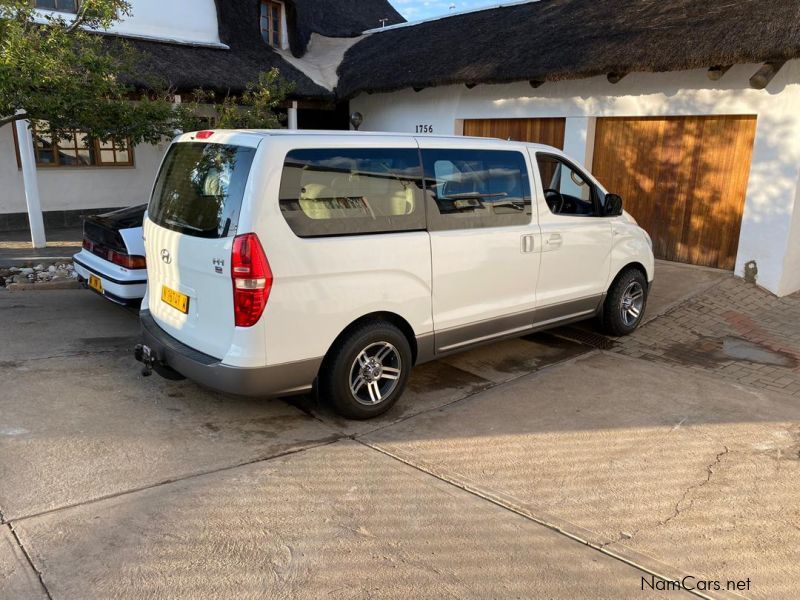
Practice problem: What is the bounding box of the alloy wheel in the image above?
[620,280,645,327]
[349,341,402,406]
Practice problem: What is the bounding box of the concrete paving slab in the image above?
[0,352,339,520]
[365,352,800,599]
[0,288,341,519]
[14,441,691,599]
[0,525,47,600]
[289,358,495,437]
[290,333,588,437]
[0,288,139,363]
[441,332,588,385]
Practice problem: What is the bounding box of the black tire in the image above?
[601,268,648,336]
[319,320,413,419]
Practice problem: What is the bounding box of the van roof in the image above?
[181,129,560,152]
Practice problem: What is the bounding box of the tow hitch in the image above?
[134,343,186,381]
[134,344,154,377]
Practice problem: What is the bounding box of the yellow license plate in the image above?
[88,274,103,293]
[161,285,189,314]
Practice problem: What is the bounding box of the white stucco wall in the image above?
[0,124,167,214]
[781,182,800,295]
[351,61,800,296]
[36,0,223,47]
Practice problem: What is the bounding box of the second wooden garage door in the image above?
[592,116,756,270]
[463,118,566,148]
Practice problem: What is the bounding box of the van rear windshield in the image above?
[148,142,256,239]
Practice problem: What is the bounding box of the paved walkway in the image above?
[613,276,800,397]
[0,227,82,266]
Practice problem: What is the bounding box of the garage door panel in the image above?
[464,118,566,149]
[593,116,755,270]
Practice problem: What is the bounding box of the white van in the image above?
[136,130,654,419]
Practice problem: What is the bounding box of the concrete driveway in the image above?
[2,261,797,599]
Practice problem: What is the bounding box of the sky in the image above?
[390,1,503,21]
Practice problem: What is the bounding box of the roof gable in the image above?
[285,0,404,57]
[123,0,403,98]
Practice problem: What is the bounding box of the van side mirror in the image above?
[604,193,624,217]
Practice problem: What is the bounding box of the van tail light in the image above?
[231,233,272,328]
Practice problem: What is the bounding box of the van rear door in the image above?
[144,135,259,359]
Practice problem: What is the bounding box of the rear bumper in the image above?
[73,250,146,303]
[138,310,320,397]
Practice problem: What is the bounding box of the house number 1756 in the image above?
[415,124,434,133]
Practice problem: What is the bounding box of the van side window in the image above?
[279,149,425,237]
[536,154,601,217]
[422,149,532,230]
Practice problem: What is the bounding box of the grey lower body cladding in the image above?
[416,295,604,363]
[136,310,320,397]
[136,294,605,396]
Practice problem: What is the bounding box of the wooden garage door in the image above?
[464,118,566,149]
[592,116,756,270]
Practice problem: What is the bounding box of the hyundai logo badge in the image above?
[161,249,172,264]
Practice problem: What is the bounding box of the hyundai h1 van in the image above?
[136,130,654,419]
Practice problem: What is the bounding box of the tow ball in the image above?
[134,344,155,377]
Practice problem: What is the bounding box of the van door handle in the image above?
[546,233,563,249]
[521,234,535,253]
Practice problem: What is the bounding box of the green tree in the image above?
[0,0,293,143]
[198,69,294,130]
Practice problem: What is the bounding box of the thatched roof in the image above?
[125,43,330,99]
[123,0,403,98]
[337,0,800,98]
[286,0,404,57]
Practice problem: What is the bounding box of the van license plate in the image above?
[88,275,103,293]
[161,286,189,314]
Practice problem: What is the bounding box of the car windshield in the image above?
[148,142,256,239]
